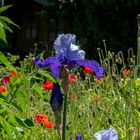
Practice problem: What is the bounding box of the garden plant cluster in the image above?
[0,4,140,140]
[0,33,140,140]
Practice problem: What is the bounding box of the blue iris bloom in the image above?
[35,33,104,79]
[76,134,82,140]
[94,128,118,140]
[69,134,82,140]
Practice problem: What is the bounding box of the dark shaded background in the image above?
[1,0,140,61]
[43,0,140,59]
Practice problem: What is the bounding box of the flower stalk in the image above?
[60,68,69,140]
[62,88,68,140]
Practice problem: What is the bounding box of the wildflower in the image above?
[10,70,22,78]
[76,134,82,140]
[10,70,16,76]
[122,69,131,76]
[18,73,22,78]
[43,81,53,90]
[35,114,48,124]
[1,70,21,83]
[45,121,54,128]
[35,114,54,129]
[94,128,118,140]
[69,74,77,84]
[35,34,104,79]
[1,75,11,83]
[88,88,93,93]
[69,134,82,140]
[0,85,7,93]
[83,66,93,73]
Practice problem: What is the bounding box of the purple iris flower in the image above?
[76,134,82,140]
[69,134,82,140]
[35,33,104,79]
[94,128,118,140]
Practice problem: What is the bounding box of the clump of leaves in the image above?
[0,5,20,45]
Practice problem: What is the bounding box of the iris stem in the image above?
[62,90,68,140]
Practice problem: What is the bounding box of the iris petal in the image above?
[68,49,85,61]
[94,128,118,140]
[72,59,104,79]
[54,34,85,62]
[35,56,61,78]
[54,34,76,53]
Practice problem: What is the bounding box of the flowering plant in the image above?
[35,33,104,140]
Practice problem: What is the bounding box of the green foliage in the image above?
[0,51,17,72]
[37,70,56,83]
[33,82,44,98]
[0,5,19,46]
[0,49,139,139]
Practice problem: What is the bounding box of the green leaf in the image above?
[33,82,43,98]
[0,20,13,33]
[10,75,21,86]
[37,70,56,83]
[32,76,43,81]
[0,5,13,13]
[8,116,29,128]
[0,116,14,140]
[20,73,30,87]
[0,16,20,28]
[0,51,17,72]
[0,104,14,115]
[0,23,7,44]
[0,94,22,112]
[15,90,27,113]
[24,118,34,127]
[10,102,23,112]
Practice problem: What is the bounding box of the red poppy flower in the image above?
[35,114,54,129]
[43,81,53,90]
[83,66,93,73]
[10,70,16,76]
[69,74,76,84]
[122,69,131,76]
[35,114,48,124]
[18,73,22,78]
[1,75,11,83]
[45,121,54,128]
[0,85,7,93]
[1,70,22,83]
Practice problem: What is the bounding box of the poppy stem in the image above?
[9,84,21,102]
